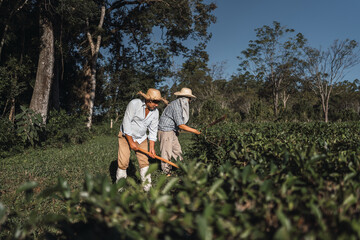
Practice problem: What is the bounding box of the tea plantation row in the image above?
[1,122,360,239]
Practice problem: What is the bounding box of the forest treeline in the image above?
[1,0,360,152]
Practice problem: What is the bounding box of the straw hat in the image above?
[137,88,168,104]
[174,87,196,98]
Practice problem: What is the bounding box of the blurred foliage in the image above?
[2,122,360,239]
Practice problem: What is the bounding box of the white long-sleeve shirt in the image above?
[120,99,159,143]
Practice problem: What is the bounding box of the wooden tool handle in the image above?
[201,114,227,131]
[137,148,179,168]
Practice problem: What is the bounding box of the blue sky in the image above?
[203,0,360,80]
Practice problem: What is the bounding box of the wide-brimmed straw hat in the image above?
[137,88,168,104]
[174,87,196,99]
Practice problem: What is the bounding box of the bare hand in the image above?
[125,135,138,151]
[149,148,156,159]
[129,142,139,151]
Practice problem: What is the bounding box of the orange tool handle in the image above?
[137,148,179,168]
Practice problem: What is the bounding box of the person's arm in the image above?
[147,110,158,159]
[148,140,156,158]
[122,100,136,136]
[147,110,159,142]
[125,134,138,151]
[178,124,201,135]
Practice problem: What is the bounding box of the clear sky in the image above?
[204,0,360,80]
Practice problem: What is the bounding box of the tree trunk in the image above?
[324,93,330,123]
[0,23,9,61]
[51,18,65,111]
[9,98,15,122]
[82,62,91,122]
[320,94,327,123]
[324,103,329,123]
[273,89,279,117]
[29,11,54,123]
[84,5,105,129]
[281,90,290,110]
[51,57,60,110]
[86,63,97,128]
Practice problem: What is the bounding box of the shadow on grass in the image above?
[108,159,138,184]
[109,160,117,183]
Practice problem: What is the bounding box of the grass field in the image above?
[0,132,195,214]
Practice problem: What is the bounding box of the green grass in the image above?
[0,132,195,209]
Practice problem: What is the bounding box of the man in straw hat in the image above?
[116,88,168,191]
[158,87,201,176]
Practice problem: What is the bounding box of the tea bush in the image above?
[189,122,360,238]
[2,122,360,239]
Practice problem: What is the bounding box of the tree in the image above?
[0,0,39,122]
[225,73,268,120]
[173,43,213,117]
[98,0,216,126]
[29,0,54,123]
[0,57,30,121]
[302,39,360,122]
[0,0,29,61]
[82,2,105,128]
[329,80,360,121]
[274,63,301,111]
[238,21,306,117]
[1,0,216,126]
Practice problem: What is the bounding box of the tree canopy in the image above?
[0,2,359,128]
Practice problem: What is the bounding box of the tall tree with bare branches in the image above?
[302,39,360,122]
[82,2,105,128]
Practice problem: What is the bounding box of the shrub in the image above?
[193,99,230,126]
[247,99,274,121]
[329,108,360,122]
[0,118,23,158]
[15,106,44,147]
[91,119,121,137]
[45,110,90,147]
[3,122,360,239]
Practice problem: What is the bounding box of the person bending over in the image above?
[116,88,168,191]
[158,88,201,176]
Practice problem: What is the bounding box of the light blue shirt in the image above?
[158,98,185,132]
[120,99,159,143]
